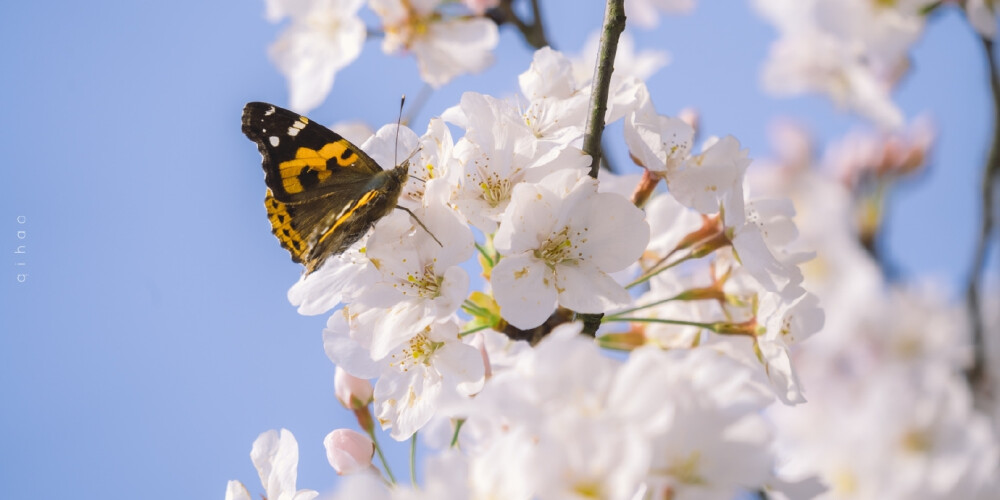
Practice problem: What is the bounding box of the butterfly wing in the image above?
[241,102,384,204]
[243,102,405,274]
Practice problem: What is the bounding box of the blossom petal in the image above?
[269,13,365,113]
[494,183,559,255]
[568,192,650,272]
[491,254,558,329]
[434,341,486,396]
[555,262,631,314]
[225,481,251,500]
[323,311,381,378]
[250,429,306,500]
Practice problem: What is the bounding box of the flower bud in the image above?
[464,0,500,15]
[324,429,375,475]
[334,366,373,410]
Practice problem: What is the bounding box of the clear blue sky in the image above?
[0,1,993,498]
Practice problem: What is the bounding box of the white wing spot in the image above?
[287,127,301,137]
[292,121,307,130]
[269,136,280,147]
[264,107,276,116]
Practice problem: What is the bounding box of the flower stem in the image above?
[409,432,419,487]
[603,316,718,330]
[368,427,396,484]
[966,34,1000,400]
[626,252,695,289]
[450,419,466,448]
[582,0,626,180]
[459,324,491,337]
[474,242,495,267]
[605,293,685,319]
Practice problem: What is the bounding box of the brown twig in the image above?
[494,0,550,49]
[966,35,1000,406]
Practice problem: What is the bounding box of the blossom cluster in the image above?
[748,119,1000,498]
[229,24,826,500]
[266,0,500,113]
[751,0,999,129]
[228,1,1000,499]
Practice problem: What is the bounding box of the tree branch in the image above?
[578,0,626,336]
[494,0,550,49]
[581,0,625,180]
[966,34,1000,405]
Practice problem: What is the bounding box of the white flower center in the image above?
[404,265,442,299]
[479,178,512,207]
[534,226,576,267]
[390,332,441,372]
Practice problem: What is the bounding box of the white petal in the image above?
[287,252,374,315]
[323,310,381,378]
[568,192,650,272]
[374,366,442,440]
[554,262,631,314]
[435,341,486,396]
[624,106,694,174]
[225,481,252,500]
[371,303,433,360]
[519,46,577,100]
[250,429,300,500]
[413,18,499,87]
[667,135,750,214]
[269,15,365,113]
[494,183,559,255]
[757,339,805,405]
[731,227,800,292]
[491,254,558,329]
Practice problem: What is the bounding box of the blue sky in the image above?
[0,1,995,498]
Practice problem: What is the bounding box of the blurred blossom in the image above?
[752,0,939,128]
[747,127,999,498]
[967,0,999,39]
[825,117,935,188]
[625,0,696,29]
[370,0,498,88]
[267,0,366,113]
[324,429,375,475]
[820,117,935,248]
[463,0,499,16]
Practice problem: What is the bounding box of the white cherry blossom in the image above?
[226,429,318,500]
[370,0,498,87]
[492,171,649,329]
[267,0,366,113]
[373,319,485,440]
[447,92,589,232]
[357,206,473,358]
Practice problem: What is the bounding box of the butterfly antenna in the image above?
[395,95,405,167]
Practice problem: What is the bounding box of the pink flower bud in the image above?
[464,0,499,15]
[324,429,375,475]
[334,366,373,410]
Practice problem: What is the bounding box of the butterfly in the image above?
[241,102,411,275]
